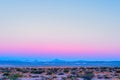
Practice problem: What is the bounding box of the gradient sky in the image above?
[0,0,120,61]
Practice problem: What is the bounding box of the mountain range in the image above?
[0,59,120,67]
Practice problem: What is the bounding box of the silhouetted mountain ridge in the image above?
[0,59,120,67]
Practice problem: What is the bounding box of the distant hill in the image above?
[0,59,120,67]
[49,59,67,63]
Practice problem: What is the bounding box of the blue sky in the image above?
[0,0,120,61]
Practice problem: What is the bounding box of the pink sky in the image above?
[0,0,120,60]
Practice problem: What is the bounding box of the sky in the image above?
[0,0,120,61]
